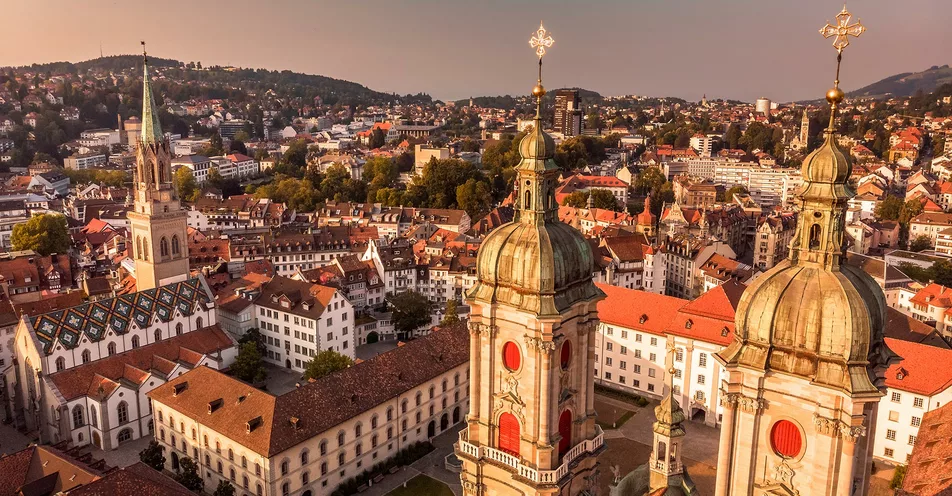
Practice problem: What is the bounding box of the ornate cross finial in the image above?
[529,22,554,59]
[818,6,866,130]
[819,5,865,54]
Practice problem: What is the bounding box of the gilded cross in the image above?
[529,22,554,58]
[819,6,865,53]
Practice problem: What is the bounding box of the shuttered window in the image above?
[498,413,520,456]
[558,410,572,458]
[502,342,521,371]
[770,420,802,458]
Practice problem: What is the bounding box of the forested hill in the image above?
[849,65,952,98]
[456,87,603,109]
[9,55,432,106]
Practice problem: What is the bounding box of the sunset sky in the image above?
[2,0,947,103]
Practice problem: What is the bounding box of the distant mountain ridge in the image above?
[6,55,431,106]
[849,65,952,98]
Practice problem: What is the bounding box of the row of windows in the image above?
[890,391,926,408]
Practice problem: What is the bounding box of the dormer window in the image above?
[685,319,693,329]
[639,314,647,324]
[721,327,730,337]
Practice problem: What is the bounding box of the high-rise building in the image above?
[554,89,582,136]
[457,39,606,495]
[127,49,189,290]
[713,20,894,494]
[800,110,811,147]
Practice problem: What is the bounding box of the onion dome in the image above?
[718,86,895,395]
[467,83,601,316]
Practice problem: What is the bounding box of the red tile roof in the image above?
[66,462,194,496]
[885,337,952,395]
[596,283,686,335]
[901,401,952,495]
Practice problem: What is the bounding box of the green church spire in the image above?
[140,42,164,146]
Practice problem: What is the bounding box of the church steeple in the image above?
[648,353,693,492]
[140,42,164,146]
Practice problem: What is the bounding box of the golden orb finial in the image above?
[826,87,845,105]
[532,84,546,98]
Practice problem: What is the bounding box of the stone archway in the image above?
[691,407,706,422]
[366,332,379,344]
[440,413,449,431]
[427,420,436,438]
[171,452,180,472]
[92,431,101,449]
[452,407,461,424]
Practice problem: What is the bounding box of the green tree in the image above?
[174,167,198,202]
[634,167,666,195]
[282,139,309,169]
[586,112,604,132]
[303,349,354,381]
[441,299,460,326]
[174,457,204,491]
[230,342,267,384]
[213,480,236,496]
[138,440,166,471]
[910,234,934,252]
[890,465,907,490]
[719,185,749,202]
[455,178,492,220]
[562,191,589,208]
[11,214,70,256]
[369,127,386,149]
[589,189,620,210]
[726,124,742,150]
[874,195,903,221]
[387,290,432,338]
[238,327,266,355]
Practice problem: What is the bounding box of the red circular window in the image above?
[770,420,802,458]
[560,341,572,370]
[502,342,521,371]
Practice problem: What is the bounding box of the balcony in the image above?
[455,425,604,485]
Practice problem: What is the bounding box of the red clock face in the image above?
[771,420,802,458]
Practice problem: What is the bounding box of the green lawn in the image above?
[387,475,454,496]
[596,409,635,429]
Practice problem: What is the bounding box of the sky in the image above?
[1,0,948,103]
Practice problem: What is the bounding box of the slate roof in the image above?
[29,277,213,355]
[901,402,952,496]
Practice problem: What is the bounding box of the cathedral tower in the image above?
[127,44,189,290]
[713,8,895,496]
[456,23,606,496]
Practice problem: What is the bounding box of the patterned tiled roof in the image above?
[30,277,212,355]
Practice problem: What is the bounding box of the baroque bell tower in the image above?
[713,8,896,496]
[127,42,189,290]
[456,23,606,496]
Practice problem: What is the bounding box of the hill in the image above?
[8,55,431,106]
[455,87,603,109]
[849,65,952,98]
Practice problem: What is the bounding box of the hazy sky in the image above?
[2,0,947,103]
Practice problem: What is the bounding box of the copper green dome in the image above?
[467,112,601,316]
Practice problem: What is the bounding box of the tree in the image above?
[562,191,589,208]
[139,440,166,471]
[303,349,354,381]
[174,167,198,202]
[229,138,248,155]
[387,290,432,337]
[369,127,386,149]
[238,327,266,355]
[455,178,492,220]
[11,214,70,256]
[174,457,204,491]
[890,465,907,490]
[589,189,620,210]
[634,167,666,195]
[910,234,933,252]
[726,124,742,150]
[213,480,236,496]
[719,185,748,202]
[230,342,267,384]
[874,195,903,221]
[441,299,460,326]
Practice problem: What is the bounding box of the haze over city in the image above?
[2,0,949,102]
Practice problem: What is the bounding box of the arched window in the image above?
[415,391,422,406]
[136,236,143,259]
[319,440,327,456]
[172,235,181,256]
[428,385,434,399]
[401,399,408,414]
[142,239,149,261]
[502,341,521,371]
[498,412,520,456]
[524,190,531,210]
[337,431,345,446]
[81,349,91,363]
[118,428,132,443]
[558,409,572,458]
[657,441,666,462]
[280,459,289,475]
[196,316,203,329]
[371,415,378,429]
[301,471,309,485]
[354,423,362,437]
[300,449,309,465]
[117,401,128,424]
[441,379,447,392]
[175,323,183,336]
[155,329,162,342]
[107,342,117,356]
[90,405,98,428]
[454,373,460,386]
[131,335,140,348]
[338,452,345,466]
[160,237,169,258]
[809,224,821,249]
[387,407,393,421]
[55,357,65,371]
[560,340,572,370]
[72,405,85,428]
[282,482,290,496]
